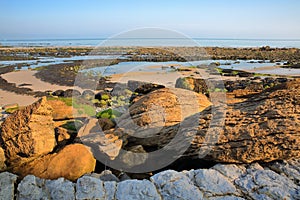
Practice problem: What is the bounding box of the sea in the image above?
[1,38,300,48]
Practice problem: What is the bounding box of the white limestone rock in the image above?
[0,172,18,200]
[76,176,105,200]
[116,179,161,200]
[151,170,203,200]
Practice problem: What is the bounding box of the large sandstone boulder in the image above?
[117,88,212,140]
[0,97,56,163]
[12,144,96,181]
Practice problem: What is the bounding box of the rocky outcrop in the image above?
[115,79,300,164]
[3,158,300,199]
[12,144,96,181]
[0,97,56,164]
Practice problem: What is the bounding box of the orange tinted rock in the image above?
[12,144,96,181]
[1,97,56,163]
[48,100,74,120]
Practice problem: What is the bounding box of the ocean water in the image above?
[1,38,300,48]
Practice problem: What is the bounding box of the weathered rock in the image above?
[48,99,74,120]
[78,118,123,160]
[52,89,65,97]
[12,144,96,181]
[98,118,116,131]
[116,88,212,144]
[17,175,49,200]
[116,179,161,200]
[63,89,81,97]
[0,172,18,200]
[175,77,209,94]
[76,176,105,199]
[128,80,165,94]
[103,181,117,200]
[193,169,238,198]
[0,147,6,171]
[0,97,56,163]
[212,164,246,181]
[18,175,75,200]
[268,159,300,185]
[45,178,75,200]
[138,79,300,163]
[235,169,300,199]
[151,170,203,200]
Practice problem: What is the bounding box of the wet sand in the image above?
[1,70,83,92]
[0,89,38,106]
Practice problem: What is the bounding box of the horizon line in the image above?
[1,37,300,41]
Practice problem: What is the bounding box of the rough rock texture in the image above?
[47,99,74,120]
[175,77,209,94]
[0,97,56,164]
[9,158,300,199]
[117,88,212,144]
[12,144,96,181]
[17,175,75,200]
[0,172,18,200]
[0,147,6,171]
[116,180,161,200]
[123,79,300,163]
[127,80,165,94]
[76,176,105,199]
[78,118,123,160]
[151,170,203,200]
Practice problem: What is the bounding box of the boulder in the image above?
[0,172,18,200]
[127,80,165,94]
[116,88,212,145]
[12,144,96,181]
[48,99,74,120]
[78,118,123,160]
[81,90,95,100]
[175,77,209,94]
[0,97,56,163]
[98,118,116,131]
[63,89,81,97]
[52,89,65,97]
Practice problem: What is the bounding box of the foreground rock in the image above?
[0,97,56,164]
[3,158,300,199]
[116,79,300,163]
[117,88,212,143]
[12,144,96,181]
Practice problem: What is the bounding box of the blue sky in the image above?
[0,0,299,39]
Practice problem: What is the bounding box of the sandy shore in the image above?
[1,70,83,92]
[0,89,38,106]
[0,70,84,106]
